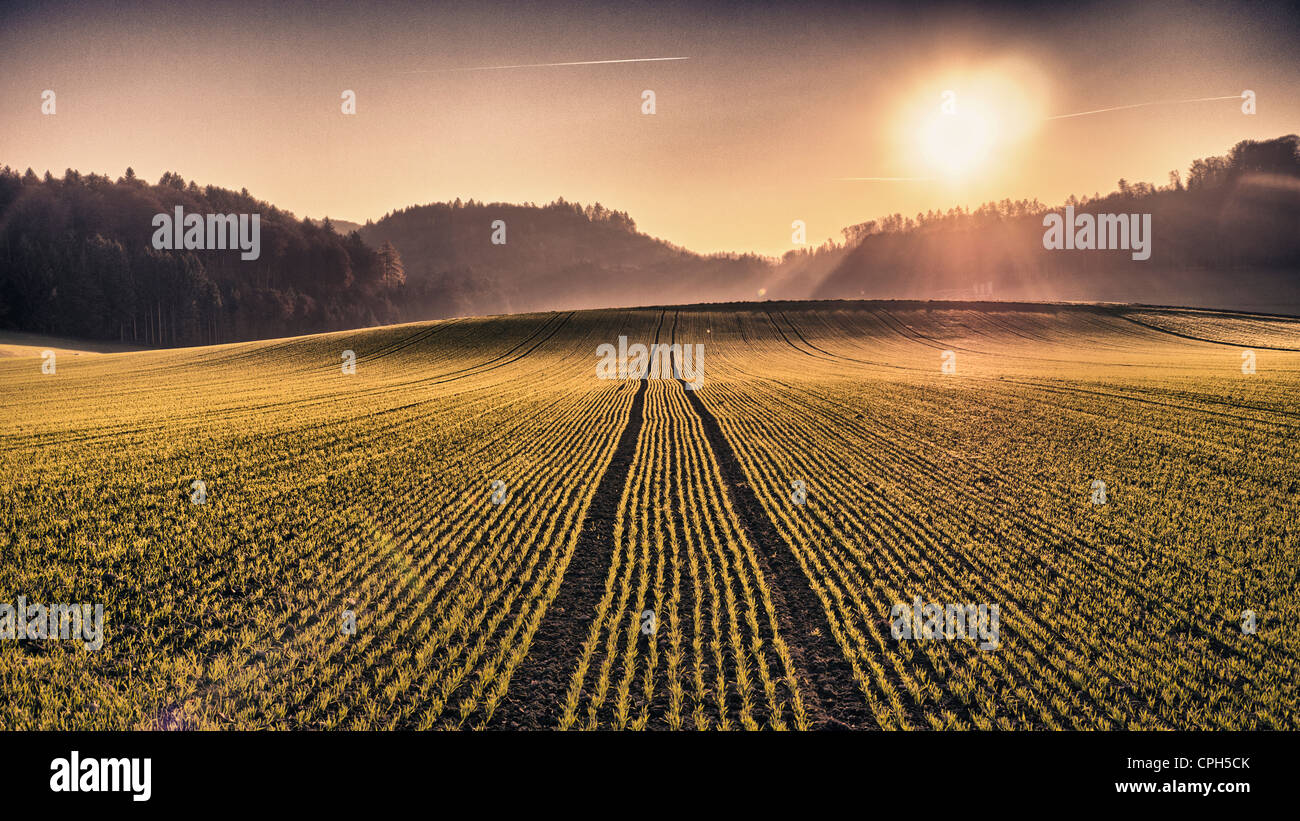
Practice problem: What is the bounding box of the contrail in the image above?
[837,176,934,181]
[1046,95,1240,121]
[401,57,689,74]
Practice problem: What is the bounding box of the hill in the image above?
[355,198,772,318]
[0,168,404,347]
[815,135,1300,313]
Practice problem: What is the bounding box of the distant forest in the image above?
[355,198,766,319]
[340,132,1300,315]
[2,134,1298,347]
[815,134,1300,311]
[0,168,406,346]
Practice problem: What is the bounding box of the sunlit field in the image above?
[2,301,1297,730]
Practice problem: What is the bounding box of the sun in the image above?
[919,104,997,179]
[897,59,1050,183]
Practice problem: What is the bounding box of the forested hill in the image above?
[0,172,785,347]
[368,135,1300,318]
[355,199,770,318]
[815,135,1300,314]
[0,168,405,346]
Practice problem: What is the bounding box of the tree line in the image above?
[0,167,406,346]
[4,135,1297,345]
[356,196,765,318]
[814,135,1300,302]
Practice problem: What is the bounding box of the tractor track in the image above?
[491,310,664,729]
[670,310,874,729]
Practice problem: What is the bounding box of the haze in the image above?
[3,0,1298,255]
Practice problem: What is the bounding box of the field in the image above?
[0,332,147,358]
[1,301,1297,730]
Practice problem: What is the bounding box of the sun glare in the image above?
[898,57,1049,183]
[920,106,996,178]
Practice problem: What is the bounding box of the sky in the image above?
[3,0,1299,256]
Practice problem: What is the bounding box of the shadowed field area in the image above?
[0,332,150,358]
[1,301,1296,730]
